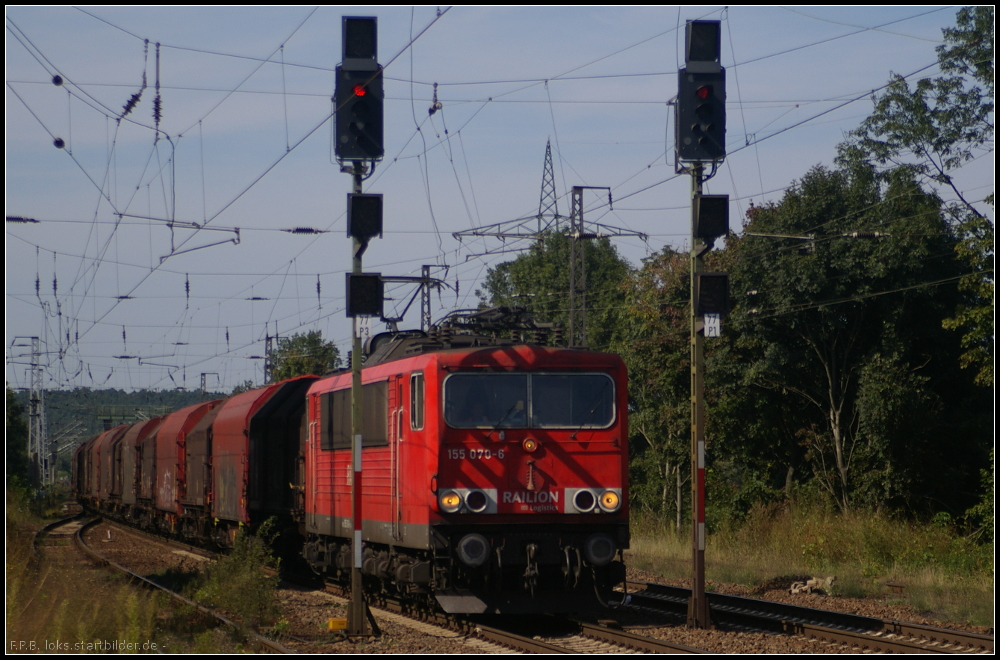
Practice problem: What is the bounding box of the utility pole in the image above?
[380,266,449,332]
[687,163,710,628]
[568,185,611,347]
[537,139,561,232]
[337,15,384,639]
[453,142,646,258]
[420,264,434,331]
[349,162,369,638]
[200,372,219,392]
[675,19,729,629]
[343,184,384,639]
[12,336,48,484]
[263,324,284,383]
[453,147,644,348]
[32,337,51,484]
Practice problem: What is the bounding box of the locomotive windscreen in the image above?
[444,372,614,429]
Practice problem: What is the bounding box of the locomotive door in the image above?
[390,375,405,541]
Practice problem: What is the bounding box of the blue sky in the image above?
[5,6,993,392]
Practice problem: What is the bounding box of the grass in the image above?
[5,486,250,653]
[629,500,994,627]
[6,501,165,652]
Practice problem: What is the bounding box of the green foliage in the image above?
[608,247,690,522]
[937,6,994,97]
[840,7,994,389]
[716,165,989,513]
[632,501,994,625]
[840,8,992,214]
[269,330,341,382]
[230,380,257,396]
[194,522,281,628]
[7,510,165,651]
[706,461,782,532]
[942,213,994,387]
[6,481,35,528]
[13,386,222,479]
[6,387,32,486]
[623,12,992,621]
[963,449,994,543]
[692,8,993,521]
[478,230,632,349]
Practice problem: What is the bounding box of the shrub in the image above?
[194,521,281,628]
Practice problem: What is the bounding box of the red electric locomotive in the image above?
[74,308,629,615]
[301,312,629,614]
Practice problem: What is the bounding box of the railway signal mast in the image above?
[675,19,730,630]
[336,15,385,638]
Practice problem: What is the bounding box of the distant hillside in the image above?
[11,387,226,462]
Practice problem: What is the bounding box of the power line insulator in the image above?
[283,227,326,234]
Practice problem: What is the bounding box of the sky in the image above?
[5,6,993,393]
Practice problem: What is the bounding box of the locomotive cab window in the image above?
[532,374,614,428]
[410,372,424,430]
[444,374,528,429]
[444,373,614,430]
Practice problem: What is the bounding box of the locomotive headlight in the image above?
[439,490,462,513]
[457,533,490,567]
[522,437,538,453]
[584,533,616,566]
[573,489,596,513]
[464,489,489,513]
[599,490,621,513]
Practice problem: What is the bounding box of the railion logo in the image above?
[502,491,560,504]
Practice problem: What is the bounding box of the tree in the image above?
[718,165,988,512]
[7,386,33,485]
[478,230,632,349]
[840,6,994,387]
[942,212,994,386]
[608,248,690,528]
[269,331,341,382]
[230,380,257,396]
[842,7,992,217]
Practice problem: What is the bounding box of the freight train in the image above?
[74,308,629,614]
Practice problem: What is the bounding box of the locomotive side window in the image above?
[363,381,389,447]
[319,381,389,450]
[410,372,424,430]
[532,374,614,428]
[445,374,528,428]
[319,390,347,451]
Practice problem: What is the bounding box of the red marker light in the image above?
[696,85,712,100]
[353,84,367,97]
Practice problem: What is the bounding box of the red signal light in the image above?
[353,84,367,97]
[696,85,712,100]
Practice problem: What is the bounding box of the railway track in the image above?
[342,579,708,653]
[626,581,993,654]
[72,515,991,654]
[32,513,86,557]
[313,566,707,654]
[91,516,508,653]
[63,517,292,654]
